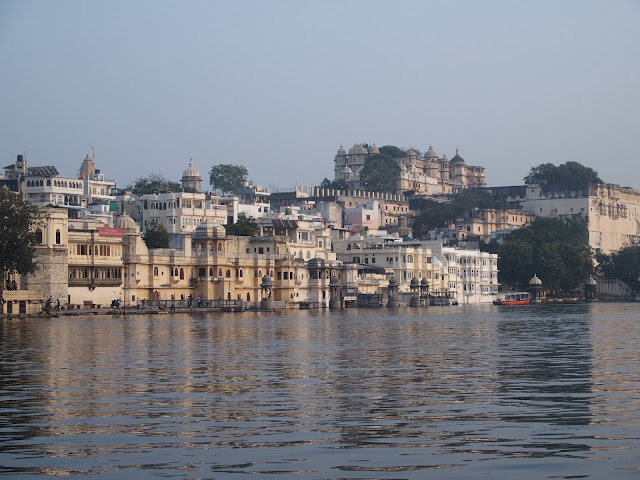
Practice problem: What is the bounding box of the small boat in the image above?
[493,292,531,305]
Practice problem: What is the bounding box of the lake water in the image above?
[1,303,639,479]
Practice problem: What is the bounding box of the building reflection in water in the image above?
[2,304,638,478]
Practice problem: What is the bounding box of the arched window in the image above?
[218,268,222,277]
[209,268,214,277]
[174,268,178,276]
[239,270,243,278]
[226,269,231,278]
[218,243,223,252]
[247,292,251,302]
[35,229,43,244]
[179,268,184,280]
[154,267,159,276]
[55,230,61,244]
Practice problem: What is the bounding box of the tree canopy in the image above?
[524,161,603,185]
[0,186,40,279]
[225,216,258,236]
[411,199,456,237]
[143,222,169,249]
[410,188,501,236]
[319,178,347,191]
[209,164,248,194]
[378,145,406,159]
[359,154,400,192]
[497,217,592,293]
[128,174,192,194]
[596,246,640,294]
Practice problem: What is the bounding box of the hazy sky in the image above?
[1,0,638,191]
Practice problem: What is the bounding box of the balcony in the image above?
[68,278,123,288]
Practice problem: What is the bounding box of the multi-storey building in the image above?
[331,234,449,291]
[490,182,640,254]
[424,241,499,304]
[4,153,116,218]
[129,191,228,234]
[334,144,485,196]
[270,186,412,234]
[453,208,534,242]
[67,219,125,306]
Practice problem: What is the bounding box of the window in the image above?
[35,229,43,244]
[199,268,206,277]
[180,268,184,280]
[55,230,61,244]
[154,267,159,276]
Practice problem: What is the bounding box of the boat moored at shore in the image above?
[493,292,531,305]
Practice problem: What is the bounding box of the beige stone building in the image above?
[334,144,485,196]
[453,208,534,242]
[67,220,125,307]
[490,183,640,254]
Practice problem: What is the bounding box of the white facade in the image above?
[424,241,499,304]
[6,154,116,218]
[332,234,449,291]
[133,191,228,234]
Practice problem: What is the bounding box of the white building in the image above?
[131,191,228,234]
[424,241,499,304]
[5,153,116,219]
[332,234,449,291]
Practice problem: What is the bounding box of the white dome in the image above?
[182,158,200,178]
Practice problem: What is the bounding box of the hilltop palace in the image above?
[333,144,486,195]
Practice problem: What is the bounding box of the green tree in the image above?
[359,154,400,192]
[209,164,248,194]
[378,145,406,159]
[128,173,191,194]
[451,188,496,215]
[497,217,592,293]
[226,216,258,236]
[143,222,169,249]
[599,245,640,293]
[524,161,603,185]
[319,178,347,191]
[411,200,456,236]
[410,189,500,237]
[0,186,40,280]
